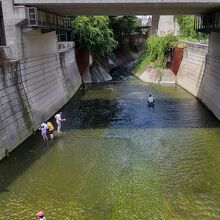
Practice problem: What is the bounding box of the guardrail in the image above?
[26,7,71,31]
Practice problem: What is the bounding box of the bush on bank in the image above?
[133,34,178,73]
[175,15,208,42]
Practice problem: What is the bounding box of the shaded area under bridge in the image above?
[14,0,220,15]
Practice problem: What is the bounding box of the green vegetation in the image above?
[133,34,177,73]
[71,16,117,58]
[175,16,207,42]
[109,16,140,35]
[71,16,141,58]
[109,16,141,48]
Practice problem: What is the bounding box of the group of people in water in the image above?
[36,94,154,218]
[39,112,66,141]
[39,95,154,141]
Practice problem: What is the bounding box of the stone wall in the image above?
[0,48,82,160]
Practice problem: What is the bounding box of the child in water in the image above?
[36,210,46,220]
[47,121,54,140]
[39,123,48,141]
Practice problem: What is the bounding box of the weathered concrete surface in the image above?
[177,37,220,120]
[1,0,23,59]
[0,47,82,160]
[157,16,179,36]
[22,30,58,59]
[0,61,32,158]
[177,42,208,97]
[13,0,220,15]
[137,68,176,84]
[60,48,82,97]
[198,32,220,120]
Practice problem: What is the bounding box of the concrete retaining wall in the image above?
[198,47,220,119]
[0,61,32,157]
[177,37,220,120]
[0,48,81,160]
[60,48,82,97]
[177,42,208,97]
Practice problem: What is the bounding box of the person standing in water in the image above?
[36,210,46,220]
[47,121,54,139]
[55,112,66,133]
[39,123,48,141]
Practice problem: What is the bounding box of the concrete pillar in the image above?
[157,16,179,36]
[1,0,23,59]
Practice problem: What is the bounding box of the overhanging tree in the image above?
[71,16,117,58]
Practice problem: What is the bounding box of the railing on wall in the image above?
[26,7,71,31]
[195,12,220,33]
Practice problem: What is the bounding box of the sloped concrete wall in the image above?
[177,37,220,120]
[20,53,70,129]
[60,48,82,97]
[198,33,220,119]
[177,42,208,97]
[0,48,81,160]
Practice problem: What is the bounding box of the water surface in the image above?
[0,78,220,220]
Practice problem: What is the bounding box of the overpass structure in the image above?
[13,0,220,15]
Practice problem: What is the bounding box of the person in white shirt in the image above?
[55,112,66,133]
[36,210,46,220]
[148,94,155,105]
[39,123,48,141]
[40,123,48,130]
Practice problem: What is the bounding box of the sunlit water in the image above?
[0,76,220,220]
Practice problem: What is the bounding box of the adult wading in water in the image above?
[148,94,155,106]
[55,112,66,133]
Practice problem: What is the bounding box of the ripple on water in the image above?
[1,80,220,219]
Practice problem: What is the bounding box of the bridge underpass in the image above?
[11,0,220,121]
[13,0,220,15]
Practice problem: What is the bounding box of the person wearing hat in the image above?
[36,210,46,220]
[55,112,66,133]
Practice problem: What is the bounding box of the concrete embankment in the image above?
[0,47,81,160]
[177,39,220,120]
[177,42,207,97]
[136,68,176,84]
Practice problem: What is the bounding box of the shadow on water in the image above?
[0,121,62,193]
[62,83,220,130]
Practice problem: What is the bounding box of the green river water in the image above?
[0,77,220,220]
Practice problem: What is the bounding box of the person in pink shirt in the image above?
[36,210,46,220]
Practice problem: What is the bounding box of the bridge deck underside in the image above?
[13,2,220,15]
